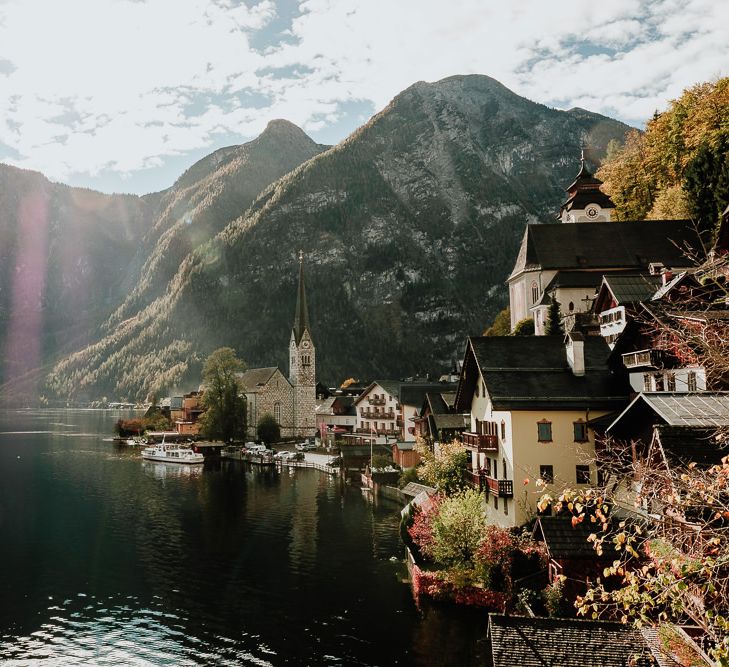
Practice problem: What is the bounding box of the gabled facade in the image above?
[454,335,628,528]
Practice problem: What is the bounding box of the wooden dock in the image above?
[276,460,339,476]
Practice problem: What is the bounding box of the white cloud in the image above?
[0,0,726,191]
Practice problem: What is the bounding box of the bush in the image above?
[512,317,535,336]
[398,466,420,488]
[257,414,280,445]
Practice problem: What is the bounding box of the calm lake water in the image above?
[0,410,490,666]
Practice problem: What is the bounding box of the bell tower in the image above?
[558,148,616,223]
[289,251,316,436]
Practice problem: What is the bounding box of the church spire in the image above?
[293,250,310,344]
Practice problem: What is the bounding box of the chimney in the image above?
[566,332,585,376]
[661,267,673,287]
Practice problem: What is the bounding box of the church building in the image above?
[507,153,700,333]
[238,253,317,438]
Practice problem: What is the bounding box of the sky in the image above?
[0,0,727,195]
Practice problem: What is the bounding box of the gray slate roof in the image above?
[602,273,663,304]
[489,615,655,667]
[611,393,729,429]
[401,482,436,498]
[536,516,612,559]
[400,382,457,408]
[509,219,699,279]
[456,336,628,411]
[237,367,281,393]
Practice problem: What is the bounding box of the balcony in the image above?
[463,468,484,491]
[485,477,513,498]
[362,410,395,420]
[462,432,499,452]
[622,349,662,369]
[368,396,386,406]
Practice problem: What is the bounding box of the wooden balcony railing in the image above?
[463,469,484,491]
[462,432,499,452]
[368,396,386,405]
[361,410,395,420]
[485,477,513,498]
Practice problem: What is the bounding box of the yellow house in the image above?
[454,333,628,528]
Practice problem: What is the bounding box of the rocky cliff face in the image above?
[46,74,631,402]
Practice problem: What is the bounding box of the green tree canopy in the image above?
[257,413,280,445]
[597,77,729,246]
[417,440,470,494]
[199,347,247,443]
[484,306,511,336]
[512,317,535,336]
[545,297,561,336]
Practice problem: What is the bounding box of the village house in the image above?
[315,395,357,446]
[453,334,628,528]
[413,390,469,446]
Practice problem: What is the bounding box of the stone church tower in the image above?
[289,252,316,436]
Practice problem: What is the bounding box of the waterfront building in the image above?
[453,334,628,528]
[238,253,317,438]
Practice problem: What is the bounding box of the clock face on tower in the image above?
[302,340,310,349]
[585,205,599,219]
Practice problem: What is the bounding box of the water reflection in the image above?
[0,409,488,665]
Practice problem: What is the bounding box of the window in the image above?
[503,498,508,516]
[688,371,697,392]
[573,421,588,442]
[576,465,591,484]
[502,459,507,479]
[654,374,665,392]
[643,374,652,392]
[493,494,498,510]
[540,465,554,484]
[274,401,282,425]
[666,373,676,392]
[500,421,506,440]
[531,281,539,304]
[537,421,552,442]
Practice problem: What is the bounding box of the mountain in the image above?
[45,74,631,402]
[0,122,327,403]
[0,164,155,399]
[107,120,328,327]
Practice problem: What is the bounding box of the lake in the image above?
[0,409,490,665]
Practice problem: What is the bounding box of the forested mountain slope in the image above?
[46,74,631,402]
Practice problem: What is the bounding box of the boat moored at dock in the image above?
[141,443,204,464]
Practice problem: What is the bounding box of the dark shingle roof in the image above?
[489,615,655,667]
[399,383,457,408]
[432,413,469,431]
[536,516,612,559]
[510,220,700,279]
[458,336,628,411]
[237,367,281,393]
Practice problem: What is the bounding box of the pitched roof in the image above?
[353,380,401,405]
[489,615,655,667]
[609,393,729,431]
[432,412,469,431]
[237,367,282,393]
[536,516,613,559]
[455,336,628,411]
[602,273,664,304]
[509,220,700,280]
[292,253,311,344]
[399,382,457,408]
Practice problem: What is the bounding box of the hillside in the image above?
[45,74,631,402]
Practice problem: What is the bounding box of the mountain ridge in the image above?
[44,74,632,402]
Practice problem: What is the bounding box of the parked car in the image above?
[246,443,267,454]
[295,440,317,451]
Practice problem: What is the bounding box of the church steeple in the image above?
[292,250,310,344]
[558,147,615,223]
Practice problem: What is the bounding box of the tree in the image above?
[545,297,561,336]
[512,317,535,336]
[484,307,511,336]
[416,439,470,494]
[198,347,247,443]
[257,413,280,445]
[429,489,487,567]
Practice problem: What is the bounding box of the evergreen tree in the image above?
[683,140,729,245]
[199,347,247,443]
[257,414,280,446]
[545,297,561,336]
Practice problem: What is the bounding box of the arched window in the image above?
[274,402,282,425]
[568,301,574,312]
[531,282,539,304]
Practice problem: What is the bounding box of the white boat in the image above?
[141,442,204,464]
